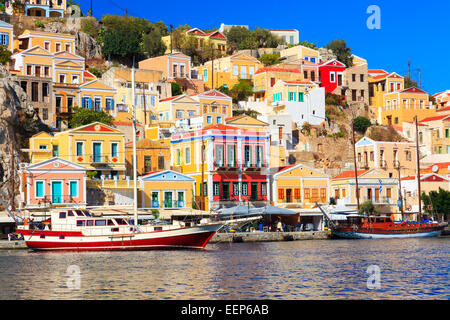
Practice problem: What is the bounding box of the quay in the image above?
[209,230,329,243]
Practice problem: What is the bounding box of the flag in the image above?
[378,179,382,193]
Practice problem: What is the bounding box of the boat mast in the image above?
[132,61,138,230]
[351,118,360,212]
[414,116,422,220]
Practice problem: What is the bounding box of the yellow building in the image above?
[79,79,117,116]
[17,30,75,54]
[369,71,436,127]
[101,67,172,124]
[156,94,199,124]
[272,164,330,207]
[0,20,14,52]
[279,44,320,64]
[140,170,195,209]
[331,169,400,213]
[28,122,127,180]
[225,114,269,132]
[162,28,227,55]
[381,87,436,128]
[196,52,262,90]
[191,89,233,127]
[11,45,53,77]
[9,0,67,17]
[253,67,304,101]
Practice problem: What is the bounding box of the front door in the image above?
[251,183,258,201]
[164,192,173,208]
[52,181,62,204]
[222,183,229,200]
[286,189,292,203]
[93,143,101,162]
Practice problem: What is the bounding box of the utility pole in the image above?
[415,116,422,220]
[211,48,214,90]
[201,136,205,211]
[408,60,411,80]
[396,162,404,216]
[418,66,421,88]
[90,0,93,17]
[10,139,15,212]
[170,25,173,54]
[142,81,147,126]
[351,119,360,212]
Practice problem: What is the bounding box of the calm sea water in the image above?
[0,238,448,300]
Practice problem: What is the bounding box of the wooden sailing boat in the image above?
[317,117,447,239]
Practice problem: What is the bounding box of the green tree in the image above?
[360,201,377,215]
[422,188,450,221]
[230,80,253,103]
[0,45,12,66]
[217,85,230,96]
[142,29,166,58]
[69,108,114,128]
[325,39,353,67]
[232,109,261,118]
[225,26,251,52]
[298,40,319,50]
[258,53,280,66]
[404,76,418,89]
[98,15,153,65]
[171,82,182,96]
[353,116,372,134]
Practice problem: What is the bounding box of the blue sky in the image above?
[77,0,450,95]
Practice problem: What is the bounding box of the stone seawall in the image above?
[209,231,329,243]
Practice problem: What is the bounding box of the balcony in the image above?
[242,161,267,170]
[379,160,387,168]
[358,162,369,169]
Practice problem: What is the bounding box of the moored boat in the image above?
[330,214,447,239]
[17,209,224,251]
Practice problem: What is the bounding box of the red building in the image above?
[318,59,346,93]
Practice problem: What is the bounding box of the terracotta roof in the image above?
[84,70,96,78]
[159,95,181,102]
[400,87,428,94]
[275,164,297,174]
[425,162,450,171]
[419,115,450,123]
[333,169,370,179]
[437,106,450,112]
[141,171,161,178]
[282,80,315,85]
[368,69,388,74]
[255,67,301,75]
[401,176,416,181]
[113,121,143,127]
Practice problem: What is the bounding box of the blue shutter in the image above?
[70,181,78,197]
[36,181,43,198]
[5,34,9,46]
[88,97,92,109]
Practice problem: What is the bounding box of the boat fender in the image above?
[233,236,243,243]
[283,234,294,241]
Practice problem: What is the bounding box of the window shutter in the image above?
[88,97,92,109]
[295,188,301,199]
[5,34,9,46]
[278,189,284,200]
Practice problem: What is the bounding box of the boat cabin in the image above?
[49,209,134,233]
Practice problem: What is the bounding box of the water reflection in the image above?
[0,238,448,300]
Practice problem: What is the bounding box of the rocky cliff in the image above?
[0,65,48,210]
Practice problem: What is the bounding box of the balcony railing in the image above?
[379,160,387,168]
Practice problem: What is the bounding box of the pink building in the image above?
[23,158,87,208]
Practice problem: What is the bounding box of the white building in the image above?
[268,29,299,45]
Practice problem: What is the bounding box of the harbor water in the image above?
[0,237,448,300]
